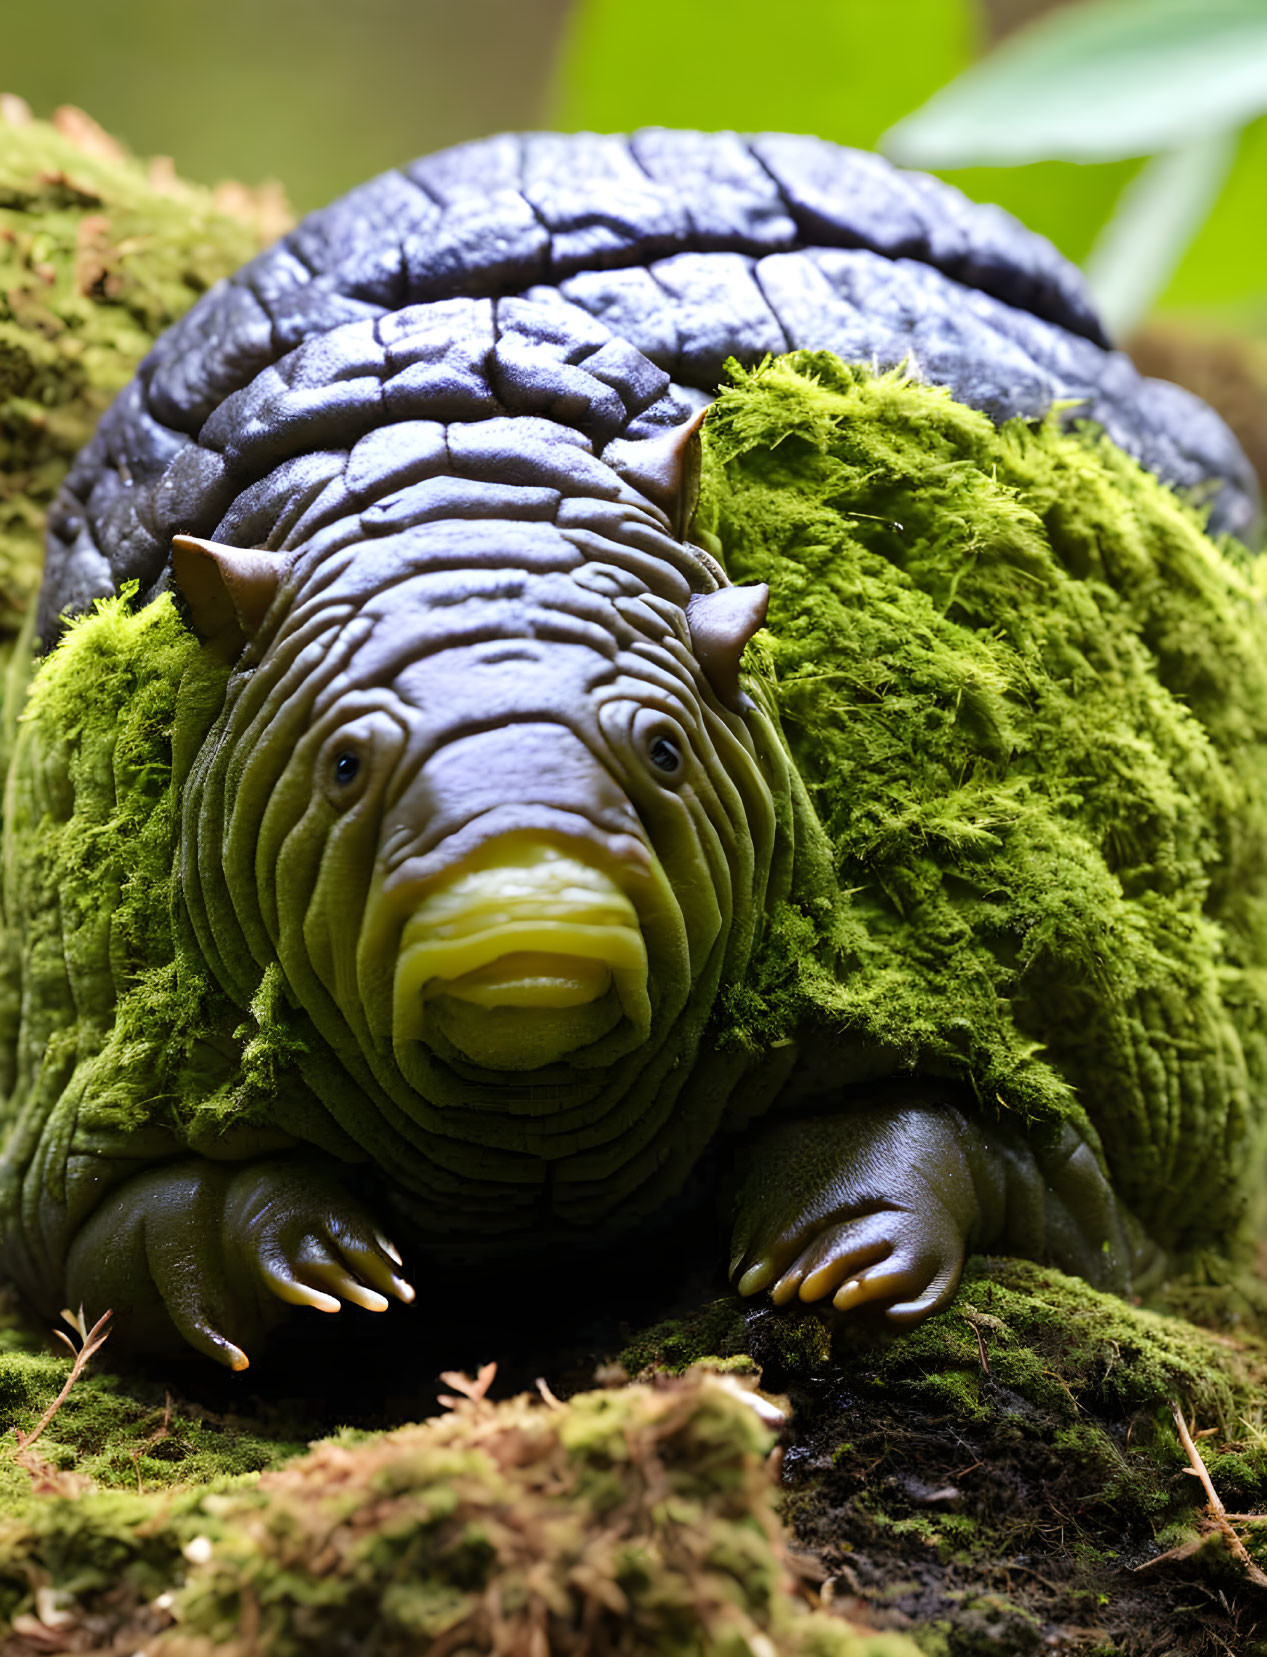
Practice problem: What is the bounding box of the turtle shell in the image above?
[40,130,1257,645]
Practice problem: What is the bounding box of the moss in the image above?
[0,1352,302,1495]
[763,1257,1267,1653]
[0,1370,923,1657]
[0,107,295,1196]
[701,354,1267,1258]
[0,589,319,1186]
[7,1260,1266,1652]
[617,1298,752,1377]
[0,106,282,682]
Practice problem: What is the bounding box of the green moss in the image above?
[0,589,316,1189]
[0,1352,301,1495]
[0,1370,924,1656]
[701,354,1267,1257]
[0,109,280,678]
[617,1299,751,1376]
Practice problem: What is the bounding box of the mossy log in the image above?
[3,104,1267,1657]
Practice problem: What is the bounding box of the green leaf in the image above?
[1083,129,1238,335]
[883,0,1267,166]
[548,0,974,150]
[1156,112,1267,318]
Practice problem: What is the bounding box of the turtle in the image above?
[2,130,1264,1369]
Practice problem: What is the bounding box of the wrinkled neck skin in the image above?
[176,446,795,1240]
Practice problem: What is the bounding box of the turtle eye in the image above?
[648,735,683,778]
[334,751,361,787]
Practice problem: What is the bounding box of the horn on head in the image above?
[171,535,284,647]
[687,583,769,712]
[604,406,708,540]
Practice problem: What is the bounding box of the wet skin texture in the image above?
[3,132,1247,1367]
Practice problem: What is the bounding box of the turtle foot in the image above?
[65,1156,414,1368]
[728,1092,1139,1331]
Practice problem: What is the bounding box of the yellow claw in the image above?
[271,1280,342,1314]
[736,1259,779,1296]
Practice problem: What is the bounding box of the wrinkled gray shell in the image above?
[41,130,1258,643]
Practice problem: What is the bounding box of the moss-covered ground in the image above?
[4,1260,1267,1652]
[0,1284,916,1657]
[622,1262,1267,1655]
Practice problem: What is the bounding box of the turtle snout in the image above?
[392,840,652,1070]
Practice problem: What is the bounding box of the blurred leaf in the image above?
[1157,113,1267,320]
[884,0,1267,166]
[549,0,975,148]
[1083,128,1238,335]
[0,0,574,212]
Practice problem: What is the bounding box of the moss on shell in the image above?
[0,589,322,1199]
[701,354,1267,1258]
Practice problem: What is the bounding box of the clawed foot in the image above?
[731,1200,966,1325]
[727,1097,1140,1328]
[223,1163,416,1356]
[727,1103,987,1329]
[65,1156,416,1369]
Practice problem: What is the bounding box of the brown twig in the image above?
[1173,1403,1229,1517]
[971,1321,990,1376]
[16,1309,112,1451]
[437,1361,497,1410]
[1155,1402,1267,1589]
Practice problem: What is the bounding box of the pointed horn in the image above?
[605,407,708,539]
[171,536,284,644]
[687,583,769,712]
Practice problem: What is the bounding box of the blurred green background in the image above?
[1,0,574,214]
[7,0,1267,341]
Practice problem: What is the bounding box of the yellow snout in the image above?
[393,841,651,1070]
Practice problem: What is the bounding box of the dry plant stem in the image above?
[16,1310,113,1450]
[971,1322,990,1376]
[437,1361,497,1411]
[1167,1401,1267,1588]
[535,1376,564,1410]
[1172,1402,1228,1516]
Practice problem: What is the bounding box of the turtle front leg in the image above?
[728,1094,1140,1326]
[63,1156,415,1368]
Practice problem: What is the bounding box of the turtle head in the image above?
[173,465,778,1121]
